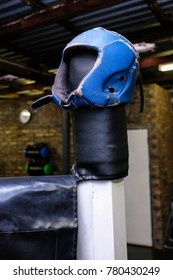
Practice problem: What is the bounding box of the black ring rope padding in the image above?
[31,95,53,110]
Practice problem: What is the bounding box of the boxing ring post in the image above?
[77,179,127,260]
[71,104,129,260]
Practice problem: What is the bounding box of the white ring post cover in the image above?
[77,179,127,260]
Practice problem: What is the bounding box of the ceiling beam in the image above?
[144,0,168,24]
[140,55,173,69]
[144,0,173,41]
[0,0,123,38]
[142,70,173,83]
[0,58,54,84]
[125,24,173,43]
[20,0,45,10]
[21,0,81,36]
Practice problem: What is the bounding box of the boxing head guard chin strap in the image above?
[32,27,143,111]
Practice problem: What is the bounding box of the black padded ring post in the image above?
[72,106,129,181]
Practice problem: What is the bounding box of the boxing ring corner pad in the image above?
[77,179,127,260]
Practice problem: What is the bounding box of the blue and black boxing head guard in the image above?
[32,27,144,181]
[32,27,143,111]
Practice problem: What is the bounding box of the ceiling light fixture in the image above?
[158,63,173,72]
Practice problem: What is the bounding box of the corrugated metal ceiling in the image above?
[0,0,173,97]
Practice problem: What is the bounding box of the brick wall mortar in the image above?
[0,96,65,177]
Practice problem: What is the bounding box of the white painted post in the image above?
[77,179,127,260]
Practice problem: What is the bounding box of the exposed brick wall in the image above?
[0,96,66,177]
[127,84,173,249]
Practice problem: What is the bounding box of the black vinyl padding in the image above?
[0,175,77,260]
